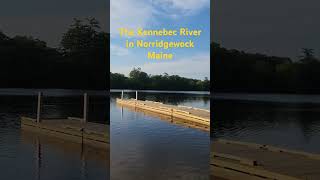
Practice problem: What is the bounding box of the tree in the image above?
[0,18,108,89]
[59,18,109,89]
[111,68,210,91]
[60,18,102,54]
[0,31,9,41]
[129,68,148,81]
[212,42,320,93]
[110,73,128,89]
[299,48,317,63]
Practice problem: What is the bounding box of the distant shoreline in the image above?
[214,92,320,104]
[110,89,210,94]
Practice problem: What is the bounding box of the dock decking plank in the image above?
[21,117,109,149]
[116,99,210,127]
[211,139,320,180]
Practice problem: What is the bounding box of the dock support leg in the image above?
[83,93,88,123]
[121,107,123,120]
[121,90,124,99]
[36,92,42,123]
[136,91,138,100]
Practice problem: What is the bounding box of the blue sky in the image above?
[110,0,210,80]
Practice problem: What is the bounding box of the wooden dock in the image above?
[21,116,109,149]
[118,104,209,131]
[211,139,320,180]
[116,98,210,128]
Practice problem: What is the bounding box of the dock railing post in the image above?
[83,93,88,123]
[121,90,124,99]
[36,92,42,123]
[135,91,138,100]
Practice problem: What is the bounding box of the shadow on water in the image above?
[212,99,320,153]
[21,130,109,180]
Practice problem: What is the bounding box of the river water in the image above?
[110,91,210,180]
[4,90,320,179]
[0,89,109,180]
[212,93,320,153]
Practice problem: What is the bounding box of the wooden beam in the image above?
[83,93,88,123]
[36,92,42,123]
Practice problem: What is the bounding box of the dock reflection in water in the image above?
[21,130,109,180]
[111,92,210,180]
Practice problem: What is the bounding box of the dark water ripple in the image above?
[212,99,320,154]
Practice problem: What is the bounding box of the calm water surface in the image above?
[110,92,210,180]
[213,93,320,153]
[0,89,109,180]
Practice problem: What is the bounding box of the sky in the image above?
[213,0,320,60]
[0,0,108,47]
[110,0,210,80]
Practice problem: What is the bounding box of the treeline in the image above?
[0,18,109,89]
[111,68,210,91]
[212,43,320,93]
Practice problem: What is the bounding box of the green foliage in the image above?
[0,31,9,41]
[299,48,317,63]
[0,18,109,89]
[213,43,320,93]
[111,69,210,91]
[61,18,100,53]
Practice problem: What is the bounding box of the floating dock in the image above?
[211,139,320,180]
[118,103,209,131]
[116,98,210,128]
[21,117,109,149]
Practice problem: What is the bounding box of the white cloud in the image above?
[111,44,130,56]
[110,0,154,35]
[152,0,210,16]
[111,53,210,80]
[110,0,209,36]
